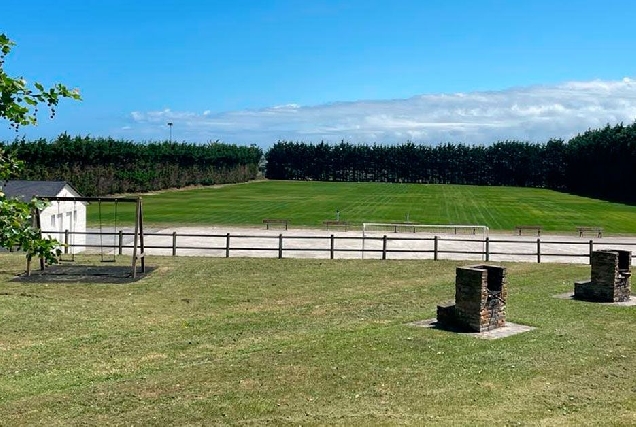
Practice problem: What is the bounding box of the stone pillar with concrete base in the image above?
[574,250,631,302]
[437,264,508,332]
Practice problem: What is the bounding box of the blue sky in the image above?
[2,0,636,147]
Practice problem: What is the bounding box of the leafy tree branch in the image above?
[0,34,79,274]
[1,33,80,129]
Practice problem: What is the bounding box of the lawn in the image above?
[1,254,636,425]
[88,181,636,234]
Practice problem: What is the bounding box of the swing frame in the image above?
[33,196,145,278]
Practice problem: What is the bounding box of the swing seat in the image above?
[98,199,118,263]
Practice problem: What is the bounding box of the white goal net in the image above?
[361,223,489,260]
[362,223,489,238]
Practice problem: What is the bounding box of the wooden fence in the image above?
[45,229,636,264]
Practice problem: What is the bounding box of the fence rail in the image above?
[38,229,636,265]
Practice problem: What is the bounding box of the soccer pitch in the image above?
[87,181,636,234]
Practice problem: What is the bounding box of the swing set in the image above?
[32,196,146,278]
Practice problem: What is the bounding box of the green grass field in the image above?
[1,254,635,425]
[88,181,636,234]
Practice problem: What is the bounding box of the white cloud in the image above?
[129,78,636,146]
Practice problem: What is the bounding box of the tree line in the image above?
[265,122,636,204]
[4,122,636,203]
[2,134,262,196]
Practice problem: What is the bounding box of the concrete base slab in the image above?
[407,318,535,339]
[553,292,636,306]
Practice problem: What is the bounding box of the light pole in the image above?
[167,122,173,142]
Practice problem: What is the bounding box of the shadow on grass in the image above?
[409,318,474,333]
[11,264,156,284]
[408,318,536,339]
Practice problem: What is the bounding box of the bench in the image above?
[263,219,289,230]
[323,220,350,231]
[514,225,542,236]
[576,226,603,238]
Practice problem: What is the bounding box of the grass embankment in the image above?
[88,181,636,234]
[1,254,635,424]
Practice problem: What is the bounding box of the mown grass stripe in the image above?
[87,181,636,233]
[1,255,636,424]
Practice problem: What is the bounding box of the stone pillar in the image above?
[437,264,507,332]
[576,250,631,302]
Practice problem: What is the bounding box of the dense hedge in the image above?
[6,122,636,204]
[565,123,636,202]
[2,134,262,196]
[265,140,566,188]
[265,122,636,204]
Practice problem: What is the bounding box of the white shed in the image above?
[2,180,87,253]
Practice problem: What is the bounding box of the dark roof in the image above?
[1,180,77,201]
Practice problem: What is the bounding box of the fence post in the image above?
[589,240,593,265]
[330,234,334,260]
[278,234,283,259]
[485,237,490,262]
[64,229,69,254]
[225,233,230,258]
[382,235,387,260]
[118,230,124,255]
[434,236,439,261]
[537,238,541,263]
[172,232,177,257]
